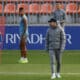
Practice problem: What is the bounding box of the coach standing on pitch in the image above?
[52,3,66,30]
[46,18,66,79]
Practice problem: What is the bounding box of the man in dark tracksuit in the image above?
[46,18,66,79]
[52,3,66,30]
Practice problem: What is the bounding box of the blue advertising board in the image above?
[1,26,80,50]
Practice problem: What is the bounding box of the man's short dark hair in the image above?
[19,7,24,12]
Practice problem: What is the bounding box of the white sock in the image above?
[20,57,24,60]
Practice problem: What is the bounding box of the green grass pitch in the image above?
[0,50,80,80]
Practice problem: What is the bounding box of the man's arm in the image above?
[45,30,49,51]
[61,11,66,23]
[51,11,56,20]
[22,18,28,38]
[60,30,66,53]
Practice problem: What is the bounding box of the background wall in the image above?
[0,26,80,50]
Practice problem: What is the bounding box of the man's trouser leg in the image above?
[49,50,56,74]
[55,49,62,73]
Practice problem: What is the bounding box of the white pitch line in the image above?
[61,73,80,75]
[0,72,80,75]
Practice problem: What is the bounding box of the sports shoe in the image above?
[51,73,56,79]
[24,58,28,63]
[18,58,28,64]
[56,73,61,78]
